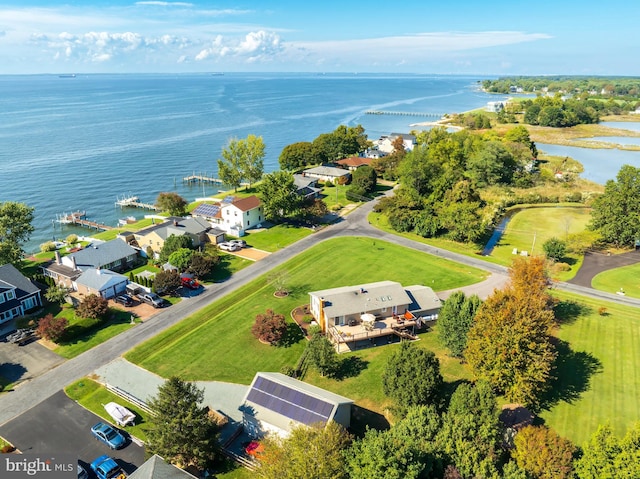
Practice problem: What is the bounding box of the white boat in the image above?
[104,402,136,426]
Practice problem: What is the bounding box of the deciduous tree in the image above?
[279,141,315,170]
[306,330,339,378]
[158,234,193,263]
[36,313,68,342]
[154,270,182,295]
[382,342,443,414]
[0,201,35,267]
[350,165,377,195]
[437,291,482,357]
[217,135,265,191]
[256,421,351,479]
[511,425,575,479]
[76,294,109,320]
[155,192,188,216]
[252,309,288,345]
[45,285,69,305]
[465,257,556,406]
[542,237,567,261]
[258,171,303,220]
[168,248,194,271]
[147,377,219,470]
[590,164,640,247]
[186,252,218,278]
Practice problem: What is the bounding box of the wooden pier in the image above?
[115,194,159,211]
[53,211,113,231]
[365,110,444,118]
[183,174,223,185]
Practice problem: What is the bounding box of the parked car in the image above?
[77,464,89,479]
[114,294,134,306]
[90,422,126,450]
[181,277,201,290]
[90,455,127,479]
[229,239,247,248]
[218,242,240,252]
[138,292,165,308]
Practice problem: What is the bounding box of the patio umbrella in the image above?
[360,313,376,323]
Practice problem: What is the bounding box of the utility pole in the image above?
[531,231,537,255]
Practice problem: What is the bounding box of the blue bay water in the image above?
[0,73,505,252]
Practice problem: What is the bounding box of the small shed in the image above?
[240,372,353,438]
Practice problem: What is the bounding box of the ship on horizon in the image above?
[58,73,76,78]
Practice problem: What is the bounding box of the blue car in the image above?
[90,422,126,450]
[90,455,127,479]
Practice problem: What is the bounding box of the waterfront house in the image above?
[486,101,505,113]
[62,239,138,273]
[0,264,42,325]
[293,174,322,199]
[336,156,373,171]
[308,280,441,351]
[74,268,128,299]
[130,216,213,255]
[192,195,263,237]
[240,372,353,439]
[302,166,351,183]
[375,133,416,153]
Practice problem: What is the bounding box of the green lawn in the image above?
[591,263,640,298]
[125,236,487,384]
[53,307,142,359]
[241,224,313,253]
[490,206,591,280]
[370,205,591,281]
[539,290,640,446]
[65,379,152,442]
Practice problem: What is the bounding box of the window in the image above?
[6,289,15,301]
[0,293,4,304]
[247,221,250,226]
[382,307,387,313]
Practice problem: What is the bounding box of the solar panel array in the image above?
[246,376,335,426]
[193,203,220,217]
[222,195,236,204]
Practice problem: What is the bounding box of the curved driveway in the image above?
[1,196,639,426]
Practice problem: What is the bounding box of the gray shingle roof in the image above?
[0,264,40,297]
[66,239,136,270]
[75,268,127,291]
[303,166,351,177]
[309,280,412,318]
[128,455,197,479]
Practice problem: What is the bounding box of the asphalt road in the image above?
[1,192,639,431]
[0,390,144,471]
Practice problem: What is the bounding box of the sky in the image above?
[1,0,639,75]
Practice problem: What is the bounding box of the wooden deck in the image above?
[328,315,428,353]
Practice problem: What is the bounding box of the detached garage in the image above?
[240,372,353,439]
[74,268,128,299]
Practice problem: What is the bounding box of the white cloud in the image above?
[195,30,282,62]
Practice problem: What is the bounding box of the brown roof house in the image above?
[336,156,373,171]
[192,195,263,237]
[0,264,42,326]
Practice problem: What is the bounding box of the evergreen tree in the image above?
[437,291,482,357]
[147,377,219,470]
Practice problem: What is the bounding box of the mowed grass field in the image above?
[490,206,591,280]
[125,236,487,384]
[592,263,640,298]
[539,290,640,446]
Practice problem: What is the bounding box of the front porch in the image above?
[327,315,431,353]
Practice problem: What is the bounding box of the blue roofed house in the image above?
[240,372,353,439]
[74,268,128,299]
[0,264,43,326]
[41,239,137,290]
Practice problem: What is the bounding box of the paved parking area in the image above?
[0,339,65,387]
[0,390,144,472]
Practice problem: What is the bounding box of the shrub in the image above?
[65,234,78,244]
[598,306,608,316]
[76,294,109,320]
[40,241,57,253]
[36,313,68,342]
[252,309,288,345]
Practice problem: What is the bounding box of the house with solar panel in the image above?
[309,280,442,352]
[192,195,263,237]
[240,372,354,438]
